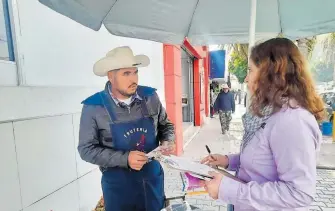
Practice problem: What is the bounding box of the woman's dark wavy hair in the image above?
[249,37,325,120]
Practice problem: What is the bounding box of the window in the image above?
[0,0,14,61]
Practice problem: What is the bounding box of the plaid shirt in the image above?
[108,83,142,107]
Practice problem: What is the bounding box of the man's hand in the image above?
[160,141,175,155]
[128,151,148,171]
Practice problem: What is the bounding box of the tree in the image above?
[322,33,335,83]
[221,43,249,86]
[226,43,248,60]
[225,37,314,85]
[225,36,316,85]
[310,60,334,83]
[228,50,248,84]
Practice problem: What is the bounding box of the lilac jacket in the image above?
[219,107,322,211]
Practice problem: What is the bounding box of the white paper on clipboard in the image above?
[161,155,246,183]
[160,155,216,178]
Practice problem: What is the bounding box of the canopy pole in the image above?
[248,0,257,53]
[246,0,257,111]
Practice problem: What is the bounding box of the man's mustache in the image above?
[129,83,138,88]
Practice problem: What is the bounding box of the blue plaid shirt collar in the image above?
[107,83,142,107]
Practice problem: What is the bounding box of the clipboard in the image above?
[213,167,246,183]
[160,155,245,183]
[160,155,214,177]
[183,171,214,180]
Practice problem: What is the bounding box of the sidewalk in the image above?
[318,136,335,170]
[164,106,247,211]
[164,117,232,211]
[164,105,335,211]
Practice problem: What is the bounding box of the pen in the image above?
[205,145,215,160]
[205,145,218,168]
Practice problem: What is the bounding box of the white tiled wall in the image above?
[72,113,97,178]
[23,181,80,211]
[14,115,78,207]
[78,169,102,211]
[0,123,22,211]
[0,113,102,211]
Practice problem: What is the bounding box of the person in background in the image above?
[210,82,214,91]
[201,38,324,211]
[236,89,242,104]
[210,88,215,118]
[244,92,247,108]
[78,46,175,211]
[214,84,235,134]
[213,81,220,93]
[231,89,236,100]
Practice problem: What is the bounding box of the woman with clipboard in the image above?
[201,38,323,211]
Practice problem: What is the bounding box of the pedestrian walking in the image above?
[214,84,235,134]
[201,38,324,211]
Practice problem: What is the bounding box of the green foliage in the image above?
[226,36,322,85]
[228,51,248,84]
[322,32,335,64]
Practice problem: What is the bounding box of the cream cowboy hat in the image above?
[221,84,229,89]
[93,46,150,77]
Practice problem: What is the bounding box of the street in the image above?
[164,105,335,211]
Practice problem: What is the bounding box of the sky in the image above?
[209,45,220,51]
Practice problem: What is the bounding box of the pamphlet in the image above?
[181,172,207,192]
[160,155,245,183]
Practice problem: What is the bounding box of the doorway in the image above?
[181,47,195,126]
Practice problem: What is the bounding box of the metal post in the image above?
[246,0,257,111]
[248,0,257,56]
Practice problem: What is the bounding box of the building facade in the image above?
[163,43,210,155]
[0,1,209,210]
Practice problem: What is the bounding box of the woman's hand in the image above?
[201,154,229,169]
[204,171,224,200]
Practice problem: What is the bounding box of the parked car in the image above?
[320,91,335,122]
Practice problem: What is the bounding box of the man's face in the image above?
[108,67,139,98]
[223,88,229,93]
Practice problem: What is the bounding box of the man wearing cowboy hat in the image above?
[213,83,235,134]
[78,46,175,211]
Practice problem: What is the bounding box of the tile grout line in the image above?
[11,122,24,209]
[71,114,82,209]
[23,168,98,209]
